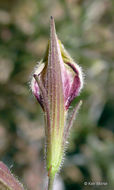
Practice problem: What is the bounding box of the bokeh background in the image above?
[0,0,114,190]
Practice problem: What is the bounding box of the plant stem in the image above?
[47,175,54,190]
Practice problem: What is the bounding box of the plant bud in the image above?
[31,16,84,187]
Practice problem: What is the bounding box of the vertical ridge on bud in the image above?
[45,16,66,177]
[63,100,82,145]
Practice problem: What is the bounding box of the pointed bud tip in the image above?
[50,16,55,26]
[50,16,56,39]
[50,16,53,20]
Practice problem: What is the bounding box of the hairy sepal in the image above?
[0,162,24,190]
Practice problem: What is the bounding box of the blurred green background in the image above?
[0,0,114,190]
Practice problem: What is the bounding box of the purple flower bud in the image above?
[31,18,83,111]
[31,17,84,189]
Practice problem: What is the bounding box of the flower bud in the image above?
[31,16,84,187]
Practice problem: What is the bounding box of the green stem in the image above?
[47,175,55,190]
